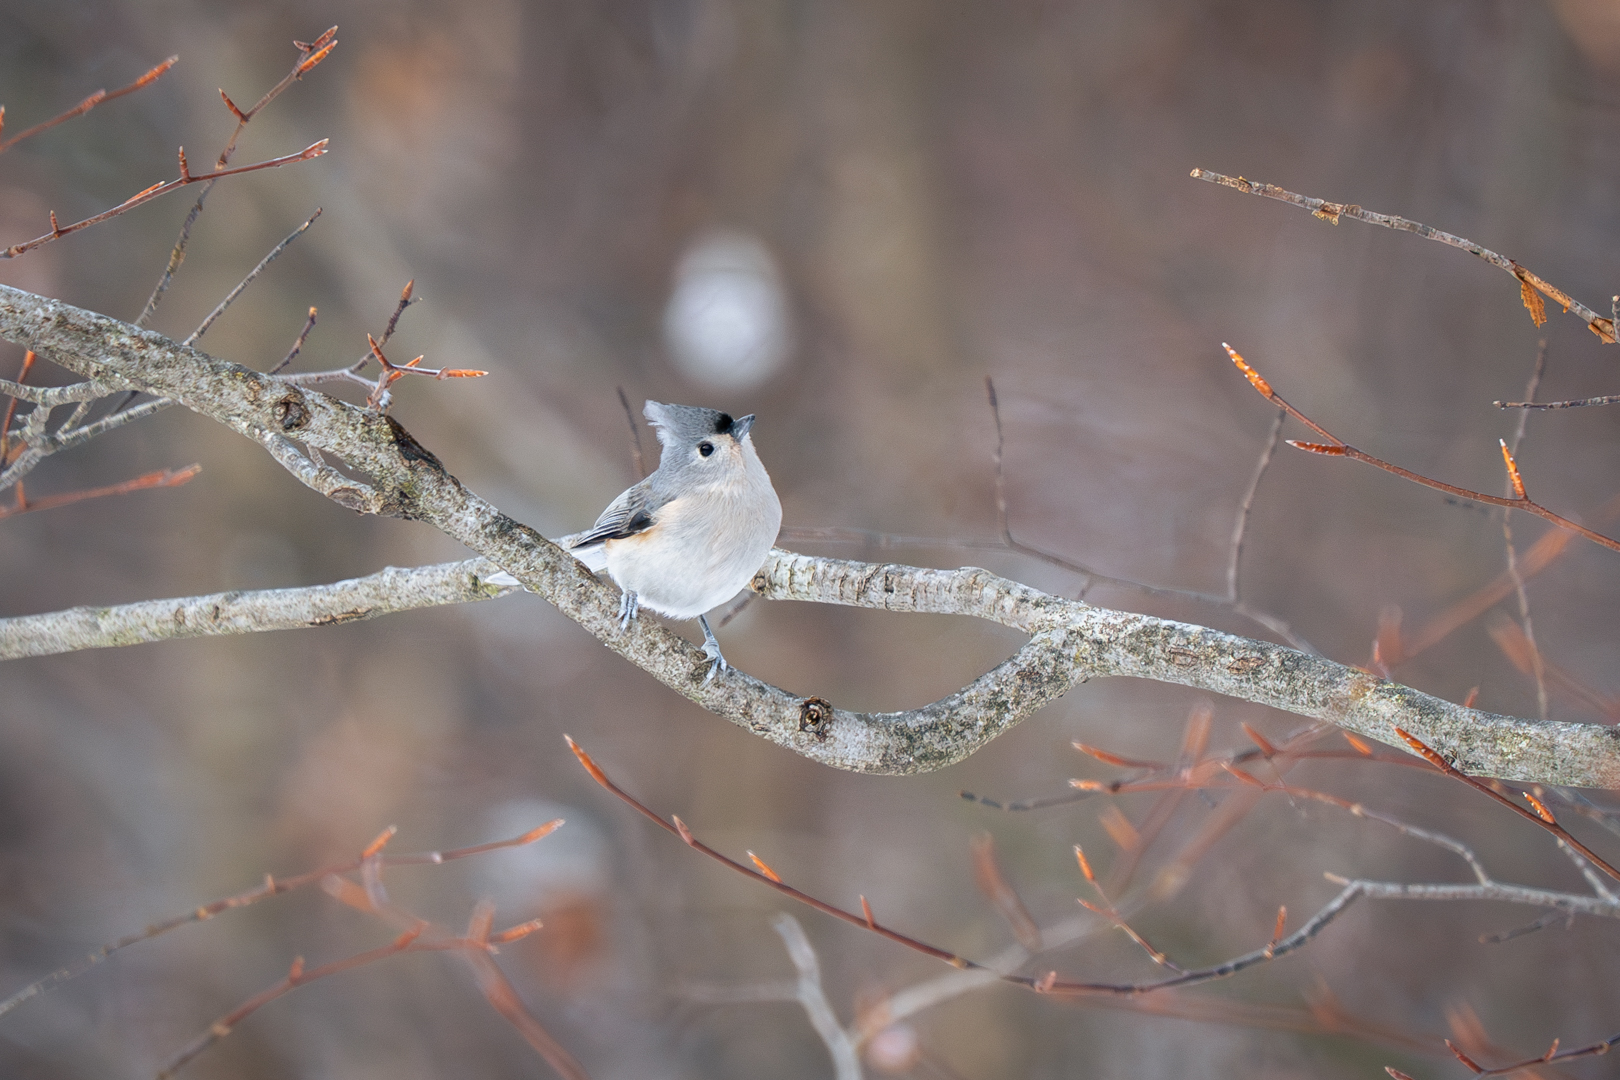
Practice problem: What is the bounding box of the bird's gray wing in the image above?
[567,480,664,550]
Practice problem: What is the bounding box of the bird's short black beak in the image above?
[730,414,756,441]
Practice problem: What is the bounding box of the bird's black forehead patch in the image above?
[713,413,734,434]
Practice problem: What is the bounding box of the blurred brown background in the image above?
[3,1,1619,1077]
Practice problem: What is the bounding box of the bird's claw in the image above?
[618,590,639,630]
[699,614,728,683]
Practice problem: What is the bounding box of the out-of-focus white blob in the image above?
[475,798,610,917]
[663,229,792,391]
[865,1023,922,1074]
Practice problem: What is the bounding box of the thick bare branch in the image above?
[0,560,513,658]
[3,283,1617,786]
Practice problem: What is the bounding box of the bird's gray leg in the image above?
[618,589,639,630]
[698,614,727,682]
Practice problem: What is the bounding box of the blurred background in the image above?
[3,1,1620,1076]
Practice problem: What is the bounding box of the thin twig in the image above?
[1227,406,1285,602]
[0,464,198,520]
[135,28,337,326]
[1225,343,1620,555]
[0,56,178,153]
[274,281,421,395]
[360,333,486,412]
[159,871,567,1080]
[1394,728,1620,882]
[2,142,329,260]
[269,307,318,374]
[970,833,1042,952]
[156,926,433,1078]
[1191,169,1618,344]
[568,736,1376,997]
[1502,341,1548,721]
[616,385,647,478]
[1465,1028,1619,1078]
[895,379,1313,649]
[0,820,560,1021]
[0,349,35,461]
[184,209,321,346]
[381,278,415,342]
[986,377,1011,545]
[0,397,175,494]
[1498,393,1620,409]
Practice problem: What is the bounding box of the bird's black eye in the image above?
[698,441,715,457]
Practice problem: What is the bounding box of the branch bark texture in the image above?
[3,283,1616,786]
[0,560,513,657]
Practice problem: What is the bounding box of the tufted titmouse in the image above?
[564,401,782,680]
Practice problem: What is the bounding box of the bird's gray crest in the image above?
[643,401,742,449]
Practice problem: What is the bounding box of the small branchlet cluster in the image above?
[0,27,485,524]
[0,821,584,1080]
[574,708,1620,1077]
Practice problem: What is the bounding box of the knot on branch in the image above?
[798,697,833,739]
[274,392,309,430]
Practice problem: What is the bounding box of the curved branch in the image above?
[3,283,1617,786]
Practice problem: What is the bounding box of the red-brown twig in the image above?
[566,735,1367,997]
[963,719,1432,813]
[1393,728,1620,883]
[1225,343,1620,555]
[273,281,431,401]
[159,894,567,1080]
[156,925,433,1078]
[461,947,591,1080]
[1464,1028,1620,1077]
[314,855,588,1080]
[0,820,562,1021]
[137,825,584,1080]
[0,464,199,520]
[2,141,329,260]
[1098,704,1210,897]
[566,735,978,970]
[1191,169,1618,345]
[362,334,487,411]
[970,833,1042,952]
[0,56,178,153]
[1488,614,1618,722]
[1389,492,1620,665]
[136,28,337,325]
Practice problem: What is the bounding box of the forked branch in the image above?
[2,284,1617,786]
